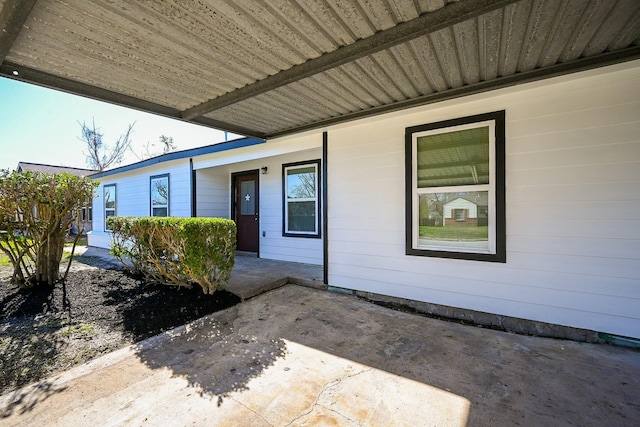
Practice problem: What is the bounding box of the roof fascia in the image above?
[266,47,640,139]
[181,0,518,120]
[0,0,37,66]
[90,137,265,179]
[0,62,265,139]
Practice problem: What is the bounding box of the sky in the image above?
[0,77,241,171]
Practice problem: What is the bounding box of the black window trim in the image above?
[104,183,117,231]
[150,173,170,217]
[282,159,322,239]
[81,206,92,222]
[405,110,506,262]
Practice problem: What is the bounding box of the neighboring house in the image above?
[16,162,98,233]
[443,195,488,227]
[88,60,640,340]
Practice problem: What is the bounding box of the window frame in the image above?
[103,184,116,231]
[150,174,170,217]
[81,206,92,222]
[282,160,321,238]
[405,111,506,262]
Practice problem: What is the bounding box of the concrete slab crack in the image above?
[230,395,274,426]
[284,367,373,426]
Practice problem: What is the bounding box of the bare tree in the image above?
[159,135,176,153]
[79,119,135,171]
[132,135,177,161]
[290,170,316,198]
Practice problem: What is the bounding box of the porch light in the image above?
[261,166,268,174]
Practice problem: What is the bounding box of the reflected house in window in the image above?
[443,193,488,227]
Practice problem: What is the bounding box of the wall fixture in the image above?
[261,166,268,174]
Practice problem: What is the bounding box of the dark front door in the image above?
[233,172,259,252]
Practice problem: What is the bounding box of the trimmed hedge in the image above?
[107,216,236,294]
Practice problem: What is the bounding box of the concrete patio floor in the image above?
[1,279,639,426]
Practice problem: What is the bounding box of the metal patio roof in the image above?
[2,0,639,140]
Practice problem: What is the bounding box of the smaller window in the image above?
[150,174,170,217]
[283,160,321,238]
[80,206,92,222]
[104,184,116,230]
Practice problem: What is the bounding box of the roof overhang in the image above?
[2,0,639,139]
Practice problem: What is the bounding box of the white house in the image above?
[89,136,324,265]
[88,60,640,340]
[6,0,638,341]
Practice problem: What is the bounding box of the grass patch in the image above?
[419,225,488,240]
[1,250,75,269]
[65,235,88,247]
[0,239,29,266]
[0,254,10,266]
[62,322,96,337]
[1,235,87,265]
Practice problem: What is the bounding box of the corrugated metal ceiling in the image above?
[1,0,639,139]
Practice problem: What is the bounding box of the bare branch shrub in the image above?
[0,170,97,287]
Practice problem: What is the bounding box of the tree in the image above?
[133,134,177,161]
[158,135,176,153]
[289,169,315,198]
[0,170,97,287]
[79,119,135,171]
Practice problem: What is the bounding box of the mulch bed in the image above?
[0,263,240,396]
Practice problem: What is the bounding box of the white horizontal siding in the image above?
[239,148,323,265]
[195,139,324,265]
[196,167,230,218]
[508,218,640,240]
[327,269,637,336]
[89,160,191,248]
[512,121,639,154]
[319,61,640,338]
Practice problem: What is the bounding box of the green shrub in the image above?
[108,216,236,294]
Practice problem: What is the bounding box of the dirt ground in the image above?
[0,257,240,396]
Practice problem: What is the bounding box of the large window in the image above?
[104,184,116,230]
[406,111,505,262]
[283,160,321,238]
[150,174,170,217]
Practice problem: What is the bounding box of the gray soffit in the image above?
[2,0,640,140]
